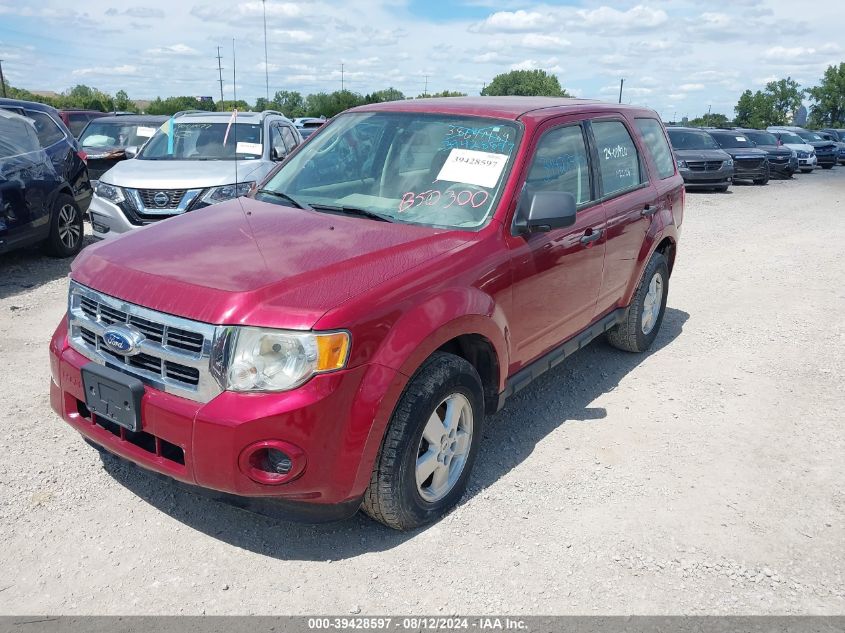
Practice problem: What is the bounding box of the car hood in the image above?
[672,149,731,161]
[71,198,472,329]
[781,143,814,153]
[756,145,793,157]
[809,141,837,151]
[721,147,768,159]
[98,158,268,189]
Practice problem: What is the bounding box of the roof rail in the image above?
[260,110,289,120]
[172,109,210,118]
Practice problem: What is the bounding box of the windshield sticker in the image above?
[398,189,490,213]
[136,126,156,137]
[236,141,262,155]
[441,125,515,154]
[436,148,508,188]
[735,136,746,142]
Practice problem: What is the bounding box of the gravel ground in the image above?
[0,170,843,615]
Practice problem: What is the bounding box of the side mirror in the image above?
[514,190,578,234]
[124,146,138,159]
[272,147,287,161]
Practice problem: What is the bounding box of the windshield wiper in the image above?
[255,189,312,211]
[309,203,393,223]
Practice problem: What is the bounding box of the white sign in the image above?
[435,149,508,188]
[236,141,263,155]
[136,126,156,137]
[735,136,746,142]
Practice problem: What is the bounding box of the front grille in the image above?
[735,158,764,170]
[68,282,222,402]
[138,189,187,209]
[685,160,724,171]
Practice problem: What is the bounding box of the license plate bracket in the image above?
[81,363,144,432]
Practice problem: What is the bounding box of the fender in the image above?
[348,288,511,498]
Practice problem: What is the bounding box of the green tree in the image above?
[807,63,845,127]
[270,90,305,118]
[416,90,467,99]
[734,77,805,128]
[734,90,774,128]
[481,70,569,97]
[254,97,270,111]
[216,99,251,112]
[146,96,217,115]
[365,87,405,103]
[765,77,804,125]
[113,90,137,112]
[304,90,365,118]
[687,112,730,128]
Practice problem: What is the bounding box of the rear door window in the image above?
[524,124,593,206]
[24,110,66,147]
[634,118,675,179]
[591,120,644,197]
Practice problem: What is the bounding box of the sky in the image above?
[0,0,840,120]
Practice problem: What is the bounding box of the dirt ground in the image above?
[0,170,843,615]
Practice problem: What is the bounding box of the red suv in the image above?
[49,97,683,530]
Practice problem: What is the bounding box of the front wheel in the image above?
[607,252,669,353]
[44,194,84,257]
[822,164,834,170]
[362,352,484,530]
[800,168,813,173]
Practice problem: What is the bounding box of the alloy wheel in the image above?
[58,204,81,250]
[641,272,664,335]
[415,392,474,503]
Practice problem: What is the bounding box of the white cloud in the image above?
[72,64,138,77]
[678,83,705,92]
[274,29,314,43]
[146,44,198,55]
[471,10,546,33]
[573,5,668,32]
[518,34,571,51]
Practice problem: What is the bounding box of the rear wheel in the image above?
[362,352,484,530]
[44,194,84,257]
[800,168,813,173]
[714,185,729,192]
[607,252,669,353]
[822,164,834,170]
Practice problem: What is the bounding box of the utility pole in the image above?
[618,78,624,104]
[341,63,344,91]
[232,38,237,106]
[262,0,269,102]
[0,59,7,98]
[424,75,429,97]
[216,47,224,106]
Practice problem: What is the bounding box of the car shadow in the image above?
[0,234,97,301]
[97,307,690,561]
[684,189,732,194]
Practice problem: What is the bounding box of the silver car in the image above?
[89,110,302,239]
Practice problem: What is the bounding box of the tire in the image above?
[822,164,833,170]
[607,252,669,353]
[800,168,813,173]
[44,194,84,257]
[714,185,729,192]
[362,352,484,530]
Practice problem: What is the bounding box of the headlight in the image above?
[201,181,255,205]
[676,159,687,169]
[95,182,124,204]
[725,159,734,166]
[222,327,350,392]
[790,150,797,158]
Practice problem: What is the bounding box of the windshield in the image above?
[795,130,822,142]
[743,131,778,146]
[778,132,805,145]
[79,121,159,148]
[710,132,756,149]
[260,112,520,230]
[138,121,263,160]
[666,129,719,150]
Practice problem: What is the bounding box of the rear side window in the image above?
[280,125,297,152]
[635,118,675,179]
[592,120,643,196]
[0,117,39,157]
[525,124,592,205]
[24,110,66,147]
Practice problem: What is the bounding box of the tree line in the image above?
[3,64,842,127]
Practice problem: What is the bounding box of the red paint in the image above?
[51,97,682,511]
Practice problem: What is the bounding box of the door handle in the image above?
[641,204,659,217]
[579,230,603,245]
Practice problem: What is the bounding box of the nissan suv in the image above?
[49,97,683,530]
[88,110,302,238]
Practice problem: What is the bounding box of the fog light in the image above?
[238,440,306,485]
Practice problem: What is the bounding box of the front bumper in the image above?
[768,158,794,178]
[678,167,733,188]
[732,160,768,182]
[816,153,837,167]
[797,155,818,169]
[88,195,137,239]
[50,320,402,513]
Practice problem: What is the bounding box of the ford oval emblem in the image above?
[102,326,145,356]
[153,191,169,207]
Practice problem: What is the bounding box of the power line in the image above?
[216,47,224,105]
[262,0,269,102]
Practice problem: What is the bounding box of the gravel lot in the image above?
[0,170,843,615]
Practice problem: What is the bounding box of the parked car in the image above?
[769,126,837,169]
[0,98,93,214]
[58,109,109,138]
[49,97,683,529]
[294,117,326,140]
[665,126,734,191]
[767,129,817,173]
[0,110,85,257]
[818,130,845,165]
[705,129,770,184]
[734,128,797,178]
[78,115,168,182]
[88,110,302,239]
